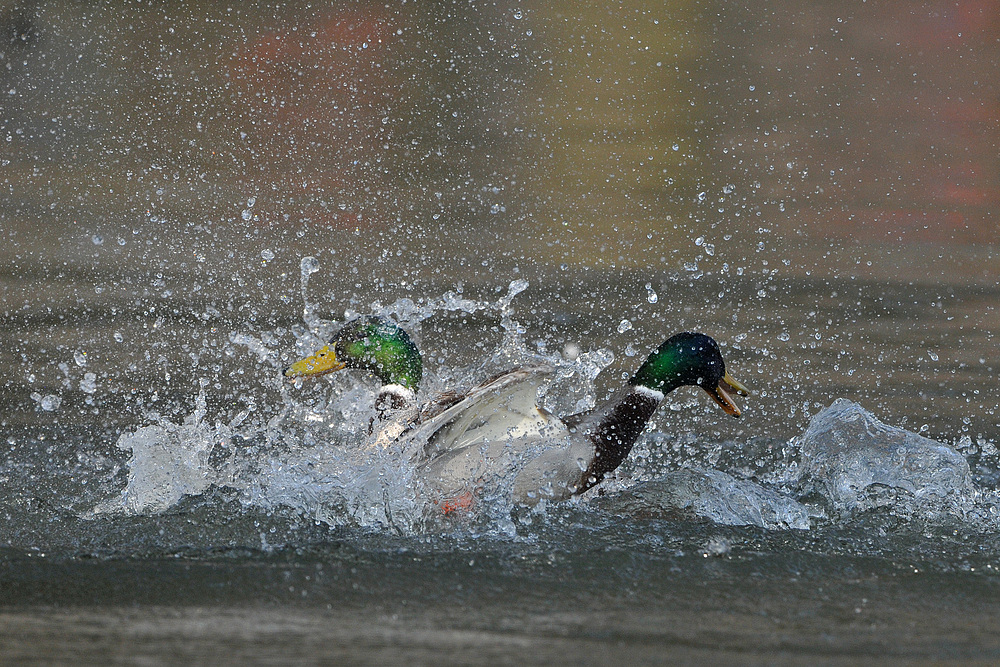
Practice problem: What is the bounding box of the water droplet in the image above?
[704,537,730,556]
[261,249,275,261]
[32,393,62,411]
[241,209,253,221]
[114,332,124,343]
[80,372,97,394]
[777,332,790,341]
[513,8,523,19]
[617,319,633,334]
[91,235,103,245]
[300,256,320,276]
[74,350,87,367]
[645,283,658,303]
[508,279,529,297]
[928,351,939,362]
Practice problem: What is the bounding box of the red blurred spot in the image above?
[437,491,476,516]
[225,9,401,227]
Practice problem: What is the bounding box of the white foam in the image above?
[633,384,665,401]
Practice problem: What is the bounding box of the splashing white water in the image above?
[97,277,1000,536]
[98,280,612,533]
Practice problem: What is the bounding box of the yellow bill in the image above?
[284,345,345,379]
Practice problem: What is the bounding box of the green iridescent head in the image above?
[629,332,749,416]
[284,316,422,391]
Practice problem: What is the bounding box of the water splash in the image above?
[793,399,979,523]
[597,467,812,530]
[96,277,1000,538]
[299,256,323,331]
[98,279,611,534]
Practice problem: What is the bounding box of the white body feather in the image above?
[373,362,595,505]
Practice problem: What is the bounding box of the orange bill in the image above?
[704,371,749,417]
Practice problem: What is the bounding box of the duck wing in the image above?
[407,361,594,503]
[407,361,559,461]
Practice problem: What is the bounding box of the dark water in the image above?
[2,0,1000,663]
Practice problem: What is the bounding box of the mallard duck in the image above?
[285,316,748,509]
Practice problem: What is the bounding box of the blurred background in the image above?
[1,0,998,440]
[3,5,1000,658]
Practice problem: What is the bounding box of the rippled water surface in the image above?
[2,0,1000,663]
